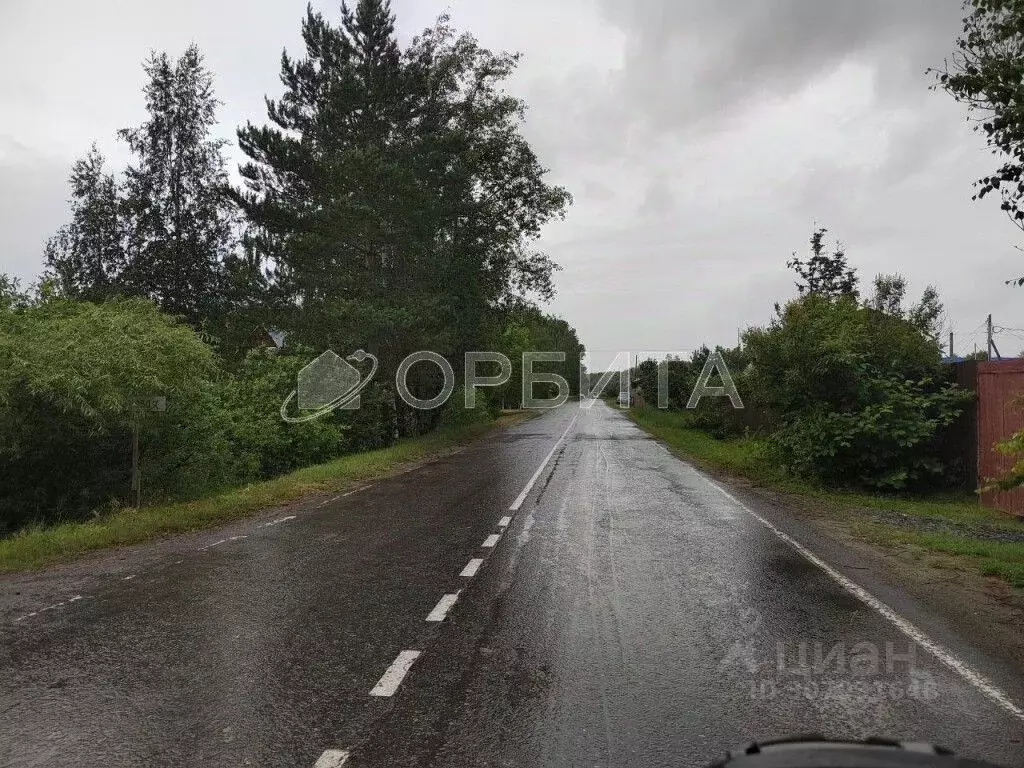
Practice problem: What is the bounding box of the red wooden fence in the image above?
[977,359,1024,516]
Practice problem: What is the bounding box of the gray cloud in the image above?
[593,0,964,136]
[2,0,1021,361]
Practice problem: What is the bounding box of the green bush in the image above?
[768,365,971,490]
[439,386,497,428]
[221,348,348,479]
[0,298,221,529]
[742,294,969,491]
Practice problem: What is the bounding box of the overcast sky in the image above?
[2,0,1022,365]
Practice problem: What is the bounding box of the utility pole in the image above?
[988,314,1002,360]
[949,331,954,359]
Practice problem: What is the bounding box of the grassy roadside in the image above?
[0,411,533,574]
[627,406,1024,588]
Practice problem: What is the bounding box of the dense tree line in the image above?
[0,0,582,531]
[629,229,971,492]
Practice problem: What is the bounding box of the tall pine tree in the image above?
[47,45,237,331]
[234,1,570,371]
[44,144,124,302]
[119,44,235,329]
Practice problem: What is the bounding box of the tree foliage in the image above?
[642,229,970,492]
[866,273,945,342]
[45,45,237,329]
[785,228,858,299]
[8,3,583,531]
[743,244,968,490]
[44,146,124,302]
[744,294,969,490]
[232,1,571,378]
[933,0,1024,282]
[0,297,224,527]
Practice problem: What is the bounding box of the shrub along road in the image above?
[1,402,1023,767]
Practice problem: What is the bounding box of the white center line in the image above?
[704,476,1024,722]
[481,533,500,548]
[426,592,461,622]
[259,515,297,528]
[342,485,372,497]
[498,515,512,528]
[460,558,483,577]
[369,650,421,696]
[198,535,247,552]
[313,748,350,767]
[509,410,579,511]
[14,595,88,623]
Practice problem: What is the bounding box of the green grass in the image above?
[629,407,801,489]
[853,523,1024,588]
[0,413,530,574]
[628,406,1024,589]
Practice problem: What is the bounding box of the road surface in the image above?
[2,402,1023,767]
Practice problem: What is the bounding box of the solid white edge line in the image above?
[369,650,421,696]
[498,515,512,528]
[313,748,350,767]
[703,476,1024,722]
[426,592,461,622]
[460,558,483,577]
[509,410,579,511]
[482,533,500,548]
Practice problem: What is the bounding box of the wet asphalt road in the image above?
[2,402,1024,768]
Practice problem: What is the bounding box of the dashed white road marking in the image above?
[342,485,372,497]
[509,410,579,511]
[317,495,341,508]
[198,535,247,552]
[460,558,483,577]
[259,515,297,528]
[703,476,1024,722]
[482,534,500,548]
[498,516,512,528]
[122,575,136,581]
[369,650,421,696]
[426,592,460,622]
[14,595,88,623]
[313,748,350,767]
